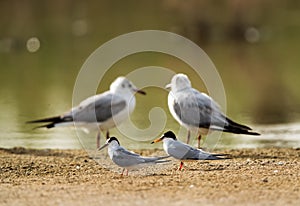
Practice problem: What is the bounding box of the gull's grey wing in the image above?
[172,89,226,128]
[166,140,222,160]
[70,92,127,123]
[172,89,260,135]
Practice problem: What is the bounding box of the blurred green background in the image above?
[1,0,300,149]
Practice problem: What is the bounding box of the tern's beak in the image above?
[133,88,146,95]
[165,83,171,89]
[151,136,164,144]
[98,143,109,151]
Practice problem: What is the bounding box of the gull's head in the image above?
[110,77,146,95]
[98,136,120,151]
[166,73,191,92]
[151,130,177,144]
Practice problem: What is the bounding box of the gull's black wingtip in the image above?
[26,116,60,130]
[26,116,62,124]
[245,131,261,136]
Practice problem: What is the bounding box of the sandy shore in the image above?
[1,147,300,206]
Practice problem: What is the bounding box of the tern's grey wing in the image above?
[111,147,147,167]
[165,140,196,160]
[72,92,126,122]
[183,147,221,160]
[172,89,226,128]
[166,140,221,160]
[116,147,140,157]
[112,147,167,167]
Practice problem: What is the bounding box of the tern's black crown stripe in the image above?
[108,137,120,145]
[163,131,177,140]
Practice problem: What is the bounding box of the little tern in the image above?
[99,137,170,175]
[27,76,146,147]
[152,131,227,170]
[166,73,260,148]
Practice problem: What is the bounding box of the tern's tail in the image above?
[204,153,230,160]
[154,155,171,164]
[144,155,170,164]
[193,151,230,160]
[26,116,73,129]
[155,159,171,164]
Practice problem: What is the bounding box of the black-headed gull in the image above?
[166,73,259,148]
[27,77,146,147]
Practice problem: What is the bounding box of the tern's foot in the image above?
[120,168,129,177]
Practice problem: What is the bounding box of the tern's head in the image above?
[107,136,120,145]
[98,136,120,151]
[165,73,191,92]
[110,77,146,95]
[151,130,177,144]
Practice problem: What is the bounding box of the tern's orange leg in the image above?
[178,162,184,171]
[120,168,129,176]
[121,168,125,176]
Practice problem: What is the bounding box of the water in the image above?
[1,1,300,149]
[2,120,300,149]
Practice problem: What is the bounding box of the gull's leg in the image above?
[186,130,191,144]
[126,169,128,176]
[178,161,184,171]
[106,130,110,139]
[197,134,202,149]
[96,131,101,148]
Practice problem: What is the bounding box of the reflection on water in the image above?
[1,1,300,149]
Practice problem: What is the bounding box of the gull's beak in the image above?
[98,143,109,151]
[133,88,146,95]
[165,83,171,89]
[151,136,164,144]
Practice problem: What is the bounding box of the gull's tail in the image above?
[222,117,260,136]
[26,116,73,129]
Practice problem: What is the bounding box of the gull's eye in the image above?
[128,84,132,88]
[121,84,125,88]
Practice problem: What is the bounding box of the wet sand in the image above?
[1,147,300,206]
